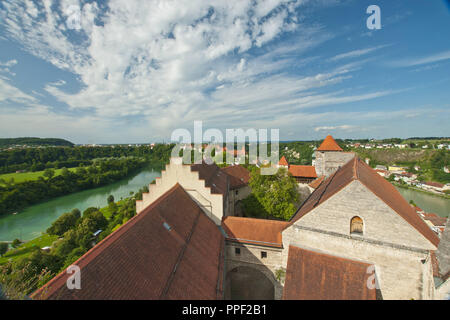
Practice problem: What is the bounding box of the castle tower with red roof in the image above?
[278,156,289,168]
[313,135,355,177]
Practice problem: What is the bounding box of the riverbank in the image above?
[393,182,450,200]
[0,165,161,242]
[0,157,151,216]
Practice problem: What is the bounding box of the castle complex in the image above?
[32,136,450,300]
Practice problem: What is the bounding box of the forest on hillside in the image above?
[0,138,74,148]
[0,144,174,174]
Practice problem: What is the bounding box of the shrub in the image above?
[0,243,8,257]
[11,239,22,249]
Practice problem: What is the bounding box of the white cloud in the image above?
[329,45,389,62]
[314,125,354,132]
[389,50,450,68]
[0,0,404,141]
[0,59,18,67]
[0,59,18,76]
[0,78,37,104]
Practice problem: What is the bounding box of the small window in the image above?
[261,251,267,259]
[350,216,363,235]
[235,190,239,195]
[235,247,241,255]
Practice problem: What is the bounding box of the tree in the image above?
[0,243,8,256]
[61,167,70,177]
[81,208,108,231]
[43,168,55,180]
[247,167,299,220]
[107,195,114,204]
[241,194,268,218]
[11,239,22,248]
[46,210,81,236]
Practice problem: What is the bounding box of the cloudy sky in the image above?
[0,0,449,144]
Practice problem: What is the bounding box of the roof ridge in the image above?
[223,216,288,224]
[356,160,440,247]
[353,157,359,180]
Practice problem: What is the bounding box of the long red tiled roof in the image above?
[425,181,445,188]
[422,213,447,227]
[222,216,288,248]
[287,157,440,248]
[283,245,377,300]
[317,135,343,151]
[32,184,224,300]
[288,165,317,178]
[221,165,250,189]
[278,156,289,166]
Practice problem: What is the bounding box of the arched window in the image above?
[350,216,363,235]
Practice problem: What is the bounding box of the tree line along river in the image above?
[0,166,449,242]
[0,166,161,242]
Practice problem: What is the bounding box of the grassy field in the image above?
[0,168,77,185]
[0,234,58,265]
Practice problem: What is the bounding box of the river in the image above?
[0,166,161,242]
[395,186,449,218]
[0,167,449,242]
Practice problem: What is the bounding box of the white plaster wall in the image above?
[435,278,450,300]
[136,158,225,225]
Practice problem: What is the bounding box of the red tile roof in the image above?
[221,165,250,189]
[317,135,343,151]
[283,245,377,300]
[191,161,229,195]
[431,251,440,277]
[278,156,289,166]
[288,165,317,178]
[308,176,325,189]
[422,213,447,227]
[222,216,288,248]
[287,157,440,248]
[425,181,445,188]
[32,184,224,300]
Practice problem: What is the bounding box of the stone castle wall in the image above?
[227,185,251,216]
[315,151,355,177]
[280,180,437,300]
[224,242,284,300]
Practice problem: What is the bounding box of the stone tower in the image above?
[313,135,355,177]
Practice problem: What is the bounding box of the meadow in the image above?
[0,168,78,185]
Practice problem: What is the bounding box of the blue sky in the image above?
[0,0,449,144]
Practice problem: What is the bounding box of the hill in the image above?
[0,137,74,148]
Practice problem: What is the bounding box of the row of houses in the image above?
[372,165,449,194]
[347,143,410,149]
[347,142,450,150]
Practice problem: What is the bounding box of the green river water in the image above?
[0,166,161,242]
[0,168,448,242]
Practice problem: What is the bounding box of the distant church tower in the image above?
[314,135,355,177]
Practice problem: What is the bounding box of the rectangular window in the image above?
[235,247,241,255]
[261,251,267,259]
